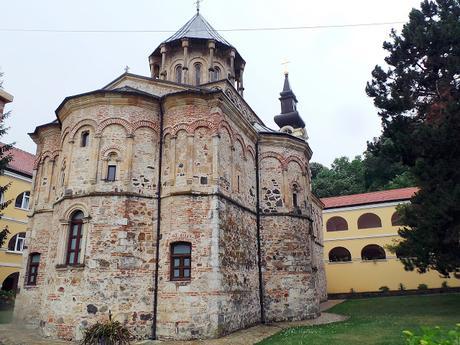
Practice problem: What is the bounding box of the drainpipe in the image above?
[151,99,165,340]
[255,140,265,324]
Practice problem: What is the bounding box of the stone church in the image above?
[14,10,326,341]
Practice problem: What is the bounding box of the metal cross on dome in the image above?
[195,0,203,13]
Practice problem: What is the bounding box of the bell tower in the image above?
[274,72,308,139]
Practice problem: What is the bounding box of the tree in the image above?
[366,0,460,276]
[0,70,13,247]
[311,156,366,198]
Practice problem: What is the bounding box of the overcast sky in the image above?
[1,0,421,166]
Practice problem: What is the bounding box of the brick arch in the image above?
[246,145,256,161]
[63,202,90,220]
[132,120,159,135]
[285,156,307,174]
[96,118,132,136]
[163,126,174,137]
[69,119,98,142]
[216,120,234,142]
[172,123,191,136]
[60,128,71,147]
[233,134,247,160]
[190,120,215,134]
[260,151,284,166]
[35,150,54,169]
[101,145,123,158]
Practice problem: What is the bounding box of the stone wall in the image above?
[15,78,324,341]
[312,196,327,302]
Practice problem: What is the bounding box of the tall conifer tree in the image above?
[366,0,460,276]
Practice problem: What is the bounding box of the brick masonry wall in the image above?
[15,77,324,341]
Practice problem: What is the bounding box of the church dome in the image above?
[148,12,246,93]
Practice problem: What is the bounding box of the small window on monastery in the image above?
[170,242,191,281]
[81,131,90,147]
[153,64,160,79]
[357,213,382,229]
[26,253,41,285]
[175,65,183,83]
[237,175,240,193]
[329,247,352,262]
[361,244,386,261]
[391,211,403,226]
[66,211,84,265]
[194,63,201,85]
[15,191,30,210]
[210,67,221,82]
[326,216,348,231]
[8,232,26,252]
[107,165,117,182]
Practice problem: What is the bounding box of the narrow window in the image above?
[237,175,240,193]
[213,67,221,81]
[107,165,116,182]
[194,63,201,85]
[66,211,84,265]
[175,65,182,83]
[15,191,30,209]
[293,193,298,207]
[81,131,90,147]
[170,242,191,281]
[7,232,26,252]
[27,253,40,285]
[153,64,160,79]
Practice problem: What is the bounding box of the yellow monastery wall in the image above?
[0,172,32,288]
[323,202,460,293]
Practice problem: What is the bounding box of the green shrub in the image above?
[403,324,460,345]
[379,286,390,293]
[0,290,16,310]
[350,288,355,294]
[441,281,449,290]
[418,283,428,290]
[81,315,132,345]
[399,283,406,291]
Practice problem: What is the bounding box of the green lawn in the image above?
[0,309,13,324]
[257,294,460,345]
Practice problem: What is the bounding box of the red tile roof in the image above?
[2,145,35,177]
[321,187,418,209]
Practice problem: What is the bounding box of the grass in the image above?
[257,293,460,345]
[0,309,13,324]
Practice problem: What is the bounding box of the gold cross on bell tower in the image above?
[281,59,290,75]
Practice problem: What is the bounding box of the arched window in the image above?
[210,66,221,82]
[194,63,202,85]
[361,244,386,261]
[81,131,90,147]
[105,152,118,182]
[326,216,348,231]
[15,191,30,210]
[153,64,160,79]
[66,211,84,265]
[329,247,352,262]
[214,67,221,80]
[170,242,191,281]
[175,65,183,83]
[7,232,26,252]
[1,272,19,292]
[391,211,403,226]
[357,213,382,229]
[26,253,40,285]
[292,183,300,208]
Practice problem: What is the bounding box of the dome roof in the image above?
[164,12,232,46]
[150,13,245,63]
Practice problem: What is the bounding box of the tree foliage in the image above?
[366,0,460,276]
[0,71,13,248]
